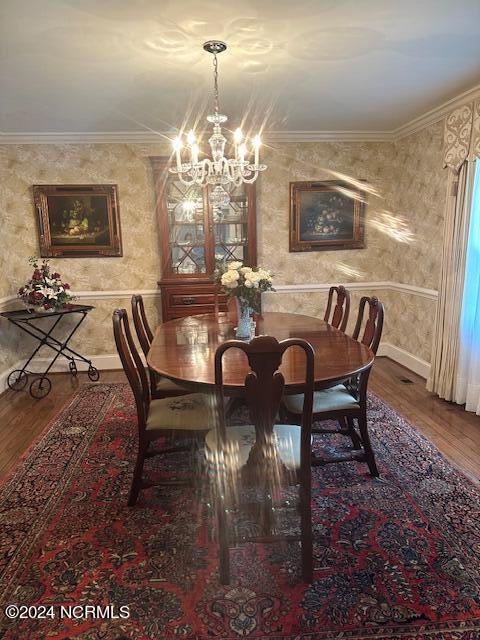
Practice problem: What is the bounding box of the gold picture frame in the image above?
[33,184,122,257]
[289,180,366,252]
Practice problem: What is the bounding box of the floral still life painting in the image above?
[33,184,122,257]
[289,180,366,252]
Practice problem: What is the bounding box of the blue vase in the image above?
[235,298,252,340]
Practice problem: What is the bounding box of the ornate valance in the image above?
[444,99,480,172]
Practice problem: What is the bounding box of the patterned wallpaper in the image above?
[257,141,391,283]
[0,122,447,378]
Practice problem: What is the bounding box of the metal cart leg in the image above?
[7,309,99,399]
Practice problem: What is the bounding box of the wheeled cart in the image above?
[1,304,98,398]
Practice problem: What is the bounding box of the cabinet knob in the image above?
[182,296,196,305]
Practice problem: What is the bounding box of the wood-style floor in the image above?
[0,358,479,484]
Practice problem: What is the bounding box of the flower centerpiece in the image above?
[216,261,274,339]
[18,257,76,313]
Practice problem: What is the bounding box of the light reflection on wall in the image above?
[336,262,366,279]
[369,211,415,244]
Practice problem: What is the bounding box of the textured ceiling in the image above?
[1,0,480,134]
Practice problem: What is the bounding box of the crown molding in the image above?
[1,82,479,145]
[264,131,393,143]
[0,130,394,144]
[0,131,175,145]
[392,83,480,139]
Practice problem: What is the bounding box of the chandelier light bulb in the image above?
[252,134,262,148]
[172,137,182,151]
[238,143,247,163]
[234,128,243,144]
[187,130,196,146]
[191,143,199,164]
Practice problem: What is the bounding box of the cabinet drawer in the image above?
[159,283,228,321]
[169,292,218,307]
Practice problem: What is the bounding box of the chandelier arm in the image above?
[241,170,260,185]
[177,174,198,187]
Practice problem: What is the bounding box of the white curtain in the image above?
[455,160,480,412]
[427,99,480,403]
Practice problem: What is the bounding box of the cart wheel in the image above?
[87,365,100,382]
[29,376,52,399]
[7,369,28,391]
[69,360,78,376]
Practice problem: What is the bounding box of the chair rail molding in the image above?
[0,281,436,389]
[0,281,438,311]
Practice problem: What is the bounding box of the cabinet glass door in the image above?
[212,184,250,266]
[166,180,207,275]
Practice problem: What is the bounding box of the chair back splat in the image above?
[210,334,315,583]
[324,285,350,332]
[113,308,150,430]
[131,294,153,359]
[352,296,384,354]
[215,336,314,478]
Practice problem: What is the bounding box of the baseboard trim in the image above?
[377,343,430,379]
[1,343,429,392]
[0,354,123,392]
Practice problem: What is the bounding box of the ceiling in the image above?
[1,0,480,136]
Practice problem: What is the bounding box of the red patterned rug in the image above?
[0,383,479,640]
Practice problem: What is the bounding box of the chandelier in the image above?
[170,40,267,207]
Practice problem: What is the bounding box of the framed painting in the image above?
[289,180,366,252]
[33,184,122,257]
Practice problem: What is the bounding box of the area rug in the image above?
[0,383,479,640]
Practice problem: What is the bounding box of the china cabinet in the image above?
[150,157,257,321]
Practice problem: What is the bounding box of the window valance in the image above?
[444,99,480,172]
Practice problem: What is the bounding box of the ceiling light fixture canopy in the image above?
[170,40,267,206]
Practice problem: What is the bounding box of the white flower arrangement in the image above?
[216,261,274,312]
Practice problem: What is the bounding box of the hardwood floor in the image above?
[0,358,479,483]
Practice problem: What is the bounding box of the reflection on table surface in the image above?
[148,312,374,392]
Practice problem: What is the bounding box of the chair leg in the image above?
[344,416,362,450]
[217,493,230,585]
[299,480,313,583]
[357,412,379,477]
[128,440,148,506]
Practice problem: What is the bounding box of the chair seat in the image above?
[155,376,187,393]
[284,384,359,415]
[146,393,213,432]
[205,424,302,471]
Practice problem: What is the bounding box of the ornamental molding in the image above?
[1,84,479,145]
[0,281,438,311]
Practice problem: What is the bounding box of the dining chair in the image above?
[113,308,214,506]
[324,285,350,332]
[205,335,315,584]
[131,294,188,399]
[283,296,384,477]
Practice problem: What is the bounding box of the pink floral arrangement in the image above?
[18,257,76,312]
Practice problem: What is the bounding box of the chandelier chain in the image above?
[213,53,219,116]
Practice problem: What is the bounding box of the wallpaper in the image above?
[257,141,392,283]
[387,120,446,291]
[257,122,445,364]
[0,123,447,380]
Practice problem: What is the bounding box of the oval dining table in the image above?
[147,312,374,397]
